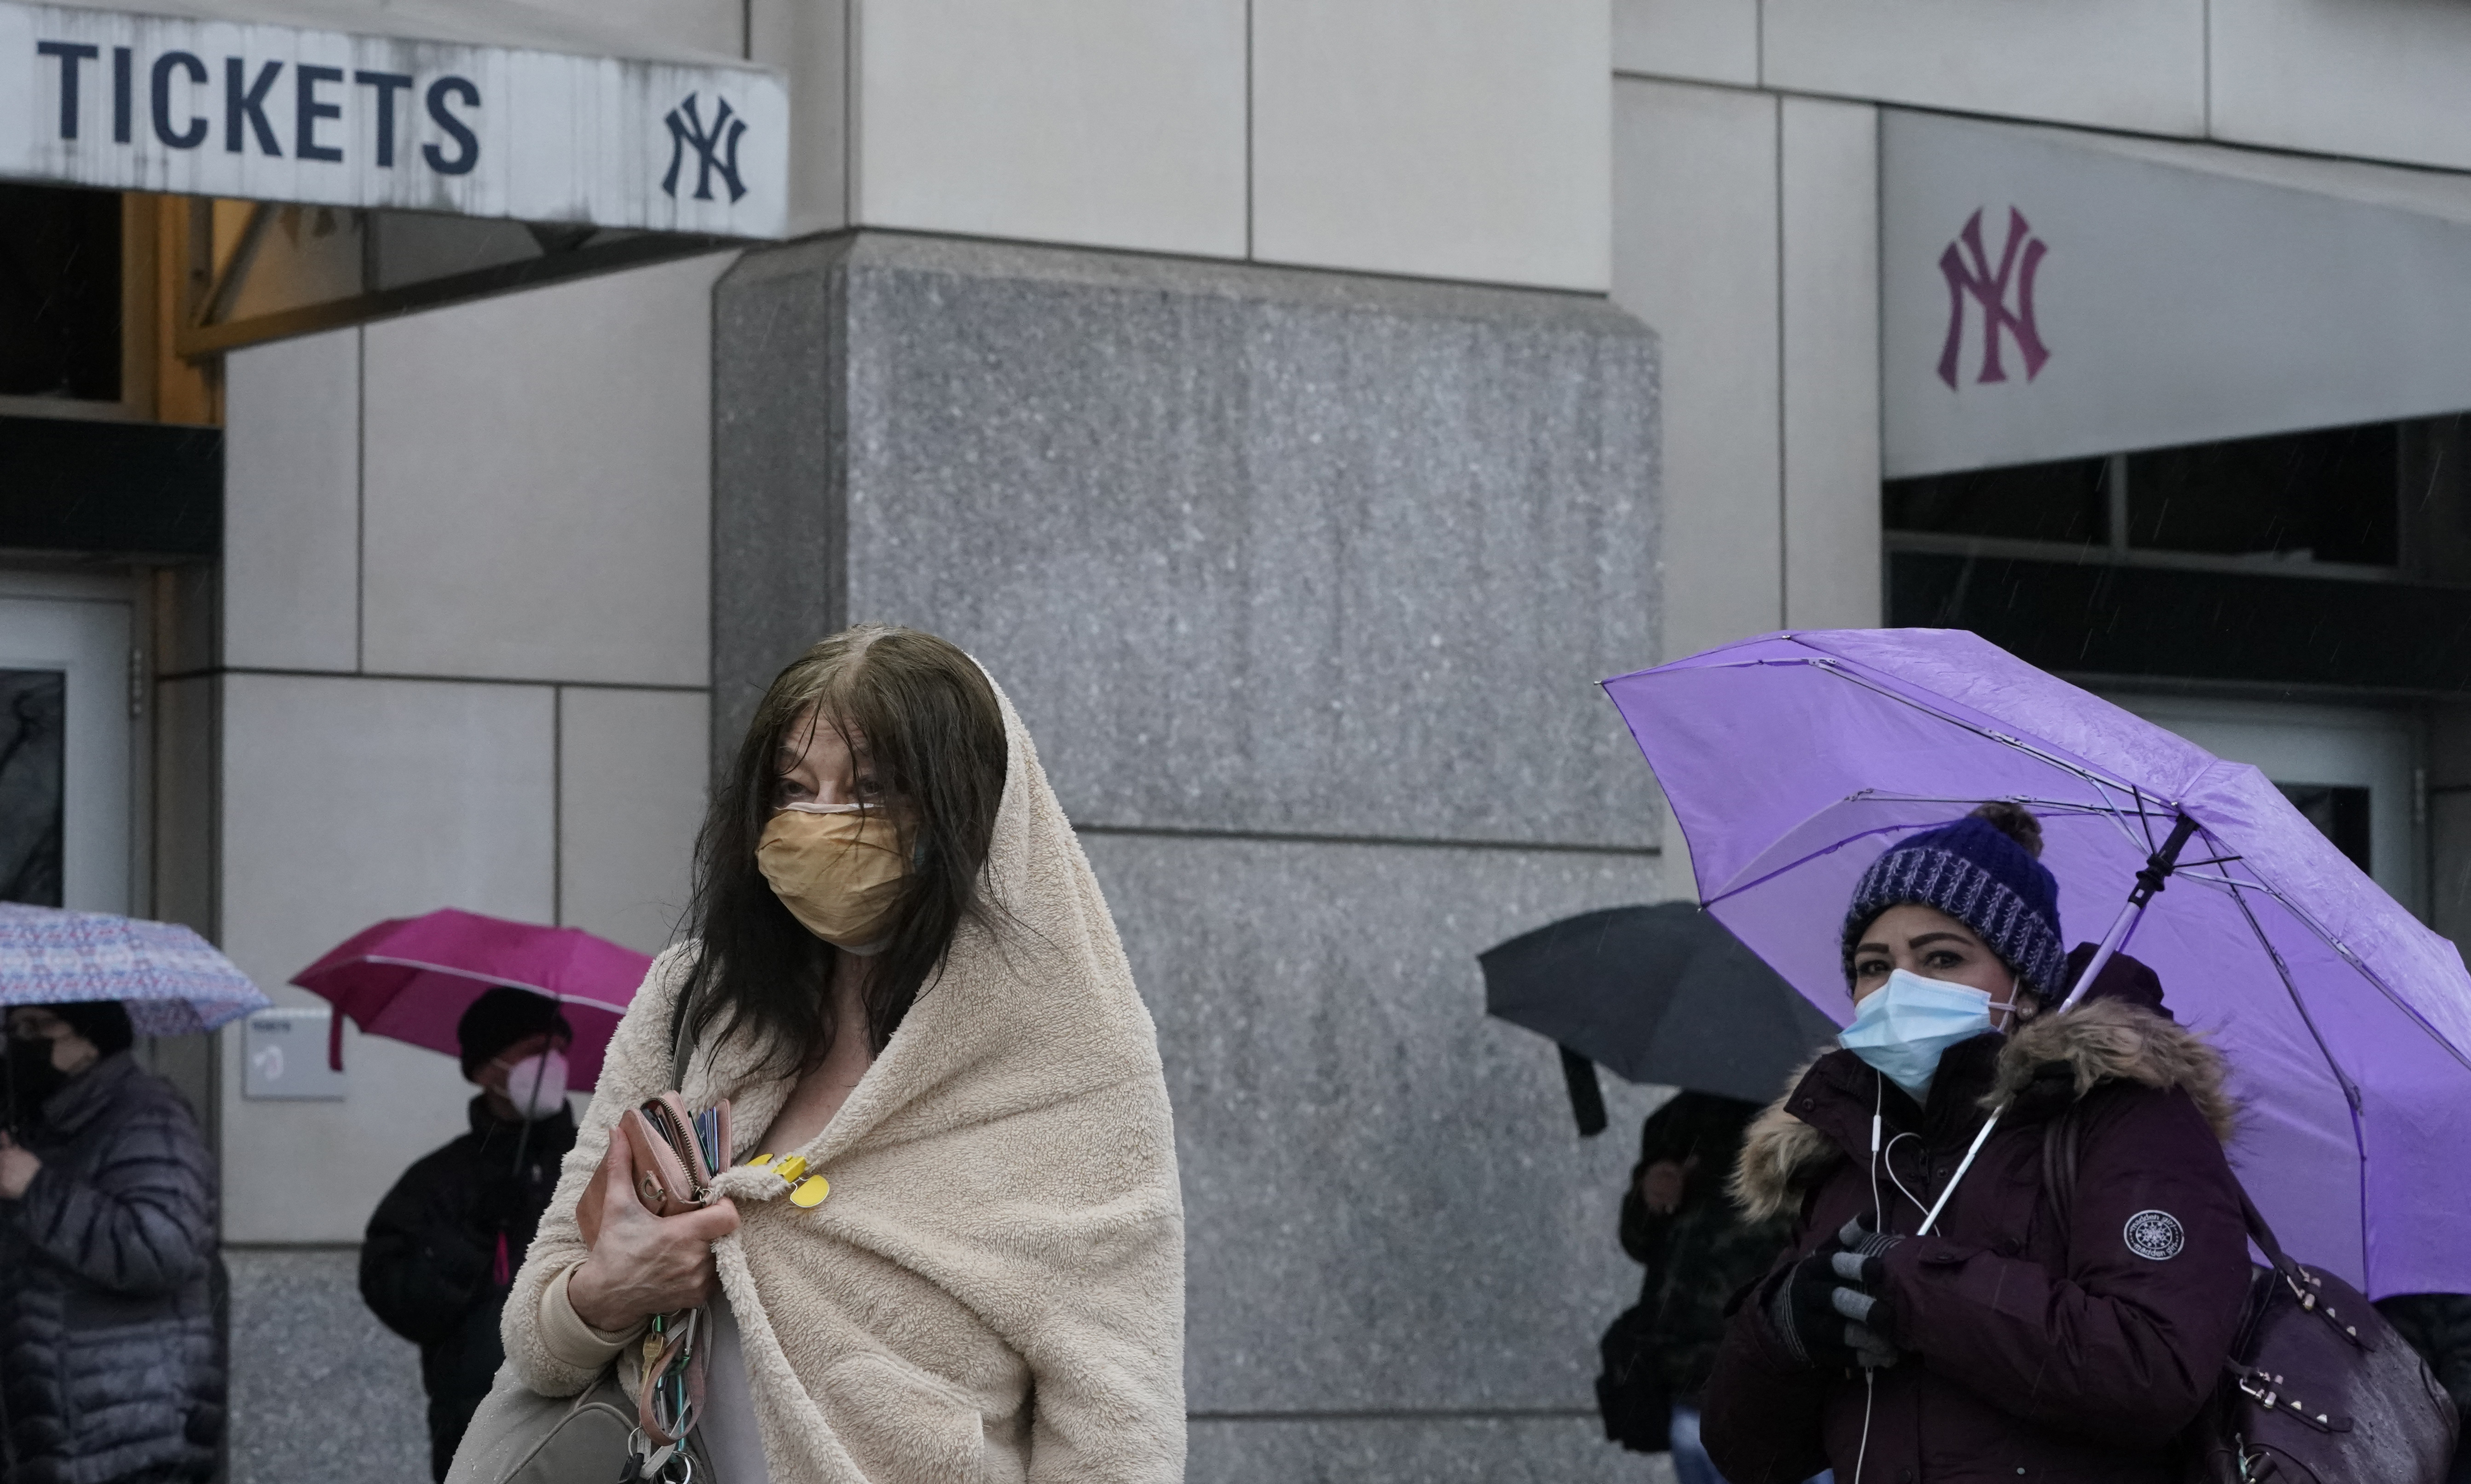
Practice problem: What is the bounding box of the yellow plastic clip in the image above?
[773,1155,808,1185]
[748,1152,774,1167]
[791,1175,830,1208]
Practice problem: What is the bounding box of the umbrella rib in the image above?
[1821,791,2140,817]
[2208,872,2471,1075]
[310,955,634,1016]
[1812,660,2153,801]
[1704,792,2188,909]
[2217,865,2376,1284]
[2217,870,2384,1287]
[1808,664,2225,890]
[1704,819,1944,908]
[2216,874,2367,1105]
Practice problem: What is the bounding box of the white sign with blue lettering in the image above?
[0,0,788,237]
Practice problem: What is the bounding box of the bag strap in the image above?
[666,978,701,1093]
[2236,1187,2292,1271]
[2040,1094,2291,1271]
[2039,1100,2082,1233]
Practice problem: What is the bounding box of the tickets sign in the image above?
[0,0,788,237]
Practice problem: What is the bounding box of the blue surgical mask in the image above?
[1838,969,2006,1102]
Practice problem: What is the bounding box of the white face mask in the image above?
[496,1048,569,1122]
[1838,969,2012,1102]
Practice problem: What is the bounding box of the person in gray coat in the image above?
[0,1001,223,1484]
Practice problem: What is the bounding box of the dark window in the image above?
[2126,422,2398,565]
[0,416,222,558]
[0,186,121,403]
[1884,455,2109,544]
[2276,782,2371,875]
[0,670,64,907]
[1884,550,2471,690]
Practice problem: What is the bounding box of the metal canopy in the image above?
[2,0,788,238]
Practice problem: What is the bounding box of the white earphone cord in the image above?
[1853,1076,1884,1484]
[1850,1080,2005,1484]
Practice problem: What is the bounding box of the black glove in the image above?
[1767,1217,1905,1371]
[1827,1216,1906,1355]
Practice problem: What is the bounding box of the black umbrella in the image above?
[1480,902,1842,1133]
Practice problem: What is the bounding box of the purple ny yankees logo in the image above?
[1937,207,2050,389]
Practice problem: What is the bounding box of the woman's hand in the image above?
[566,1132,739,1332]
[0,1132,38,1200]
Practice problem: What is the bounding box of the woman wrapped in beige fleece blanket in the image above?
[491,628,1184,1484]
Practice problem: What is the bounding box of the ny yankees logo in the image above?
[1937,207,2050,389]
[662,92,748,203]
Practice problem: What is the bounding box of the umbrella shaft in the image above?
[2057,897,2147,1013]
[2057,814,2199,1014]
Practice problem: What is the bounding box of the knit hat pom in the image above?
[1969,800,2043,858]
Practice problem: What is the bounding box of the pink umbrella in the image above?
[291,908,654,1086]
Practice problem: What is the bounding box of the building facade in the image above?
[8,2,2471,1481]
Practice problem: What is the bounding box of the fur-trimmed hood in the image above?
[1730,998,2234,1223]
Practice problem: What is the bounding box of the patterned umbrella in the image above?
[0,903,269,1034]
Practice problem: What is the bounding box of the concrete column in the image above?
[715,232,1668,1479]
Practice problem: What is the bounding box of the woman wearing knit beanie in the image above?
[1697,803,2254,1484]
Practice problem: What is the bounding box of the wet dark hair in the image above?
[680,624,1007,1076]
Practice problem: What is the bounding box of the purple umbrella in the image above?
[1603,627,2471,1298]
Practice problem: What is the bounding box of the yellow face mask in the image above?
[756,804,911,950]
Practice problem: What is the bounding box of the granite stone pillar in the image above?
[713,232,1668,1480]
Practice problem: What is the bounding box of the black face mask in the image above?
[4,1037,70,1131]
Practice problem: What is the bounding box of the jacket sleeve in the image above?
[1697,1239,1835,1484]
[12,1097,214,1298]
[360,1156,491,1347]
[500,946,688,1398]
[1876,1085,2251,1449]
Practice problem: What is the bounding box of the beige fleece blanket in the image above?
[501,680,1186,1484]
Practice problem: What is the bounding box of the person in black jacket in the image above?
[1600,1091,1793,1482]
[1,1000,223,1484]
[360,989,578,1481]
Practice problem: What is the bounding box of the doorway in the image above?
[0,591,134,914]
[2105,694,2422,916]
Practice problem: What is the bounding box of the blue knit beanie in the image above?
[1841,803,2067,999]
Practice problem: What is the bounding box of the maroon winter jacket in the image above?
[1699,996,2251,1484]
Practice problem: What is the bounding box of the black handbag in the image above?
[2182,1192,2457,1484]
[2044,1109,2457,1483]
[1594,1301,1672,1453]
